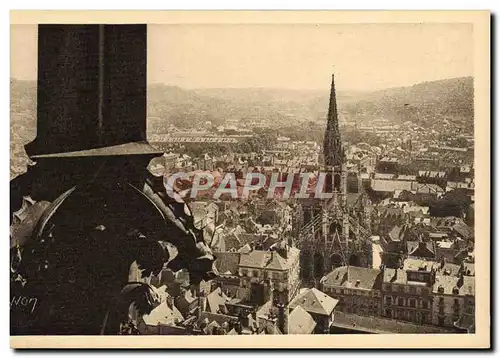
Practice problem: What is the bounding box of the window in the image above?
[253,270,259,278]
[409,299,416,308]
[410,311,417,322]
[439,297,444,305]
[422,300,428,309]
[385,296,392,305]
[398,297,405,306]
[438,317,445,326]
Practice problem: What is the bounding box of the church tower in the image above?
[323,74,344,168]
[323,74,345,194]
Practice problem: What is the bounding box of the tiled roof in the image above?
[239,250,271,268]
[214,252,241,275]
[289,288,338,316]
[238,244,253,254]
[414,183,444,194]
[322,266,382,290]
[180,289,198,304]
[239,233,264,246]
[406,241,435,257]
[206,287,229,314]
[432,275,475,296]
[332,312,457,334]
[371,179,413,192]
[388,225,405,242]
[383,268,407,285]
[265,252,288,271]
[403,258,438,272]
[239,249,292,270]
[374,173,396,180]
[437,262,461,276]
[463,262,475,276]
[142,301,184,326]
[288,306,316,334]
[197,312,238,328]
[453,222,473,239]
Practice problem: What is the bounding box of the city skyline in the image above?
[11,23,473,91]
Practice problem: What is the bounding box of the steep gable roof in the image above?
[322,266,382,290]
[206,287,229,314]
[214,252,241,275]
[383,268,407,285]
[265,252,288,271]
[289,288,338,316]
[407,241,435,258]
[239,250,270,268]
[288,306,316,334]
[142,301,184,326]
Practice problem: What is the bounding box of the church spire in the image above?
[323,73,343,167]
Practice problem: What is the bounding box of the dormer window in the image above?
[437,285,444,294]
[452,287,460,295]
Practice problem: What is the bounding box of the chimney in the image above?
[166,295,174,309]
[391,268,398,282]
[440,255,447,269]
[277,240,288,260]
[197,296,206,321]
[277,303,288,334]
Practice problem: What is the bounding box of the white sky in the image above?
[11,23,473,91]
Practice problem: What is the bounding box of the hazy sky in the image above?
[11,23,473,91]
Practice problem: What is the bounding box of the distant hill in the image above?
[178,76,474,126]
[10,76,474,178]
[339,76,474,123]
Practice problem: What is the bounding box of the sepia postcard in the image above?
[9,10,490,349]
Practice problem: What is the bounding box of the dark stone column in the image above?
[11,25,216,336]
[26,24,155,158]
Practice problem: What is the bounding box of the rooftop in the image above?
[332,312,459,334]
[321,266,382,290]
[289,288,338,316]
[288,306,317,335]
[141,301,184,327]
[433,275,475,296]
